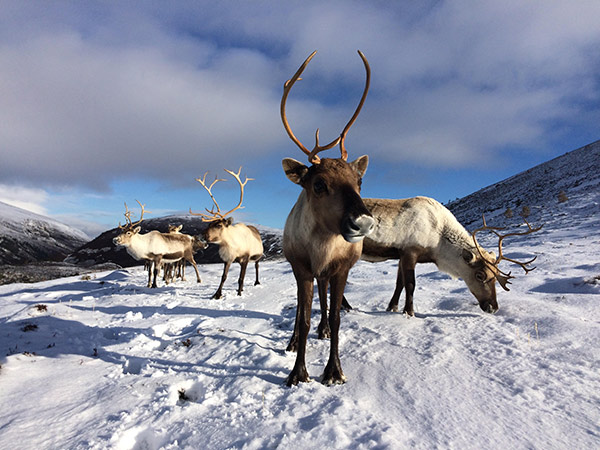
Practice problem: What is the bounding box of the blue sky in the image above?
[1,1,599,237]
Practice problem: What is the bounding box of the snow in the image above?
[1,201,599,449]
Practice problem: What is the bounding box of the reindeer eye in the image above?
[313,179,327,195]
[475,270,487,282]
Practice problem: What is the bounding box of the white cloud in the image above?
[0,184,49,215]
[0,0,598,195]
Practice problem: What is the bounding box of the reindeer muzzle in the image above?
[342,213,375,243]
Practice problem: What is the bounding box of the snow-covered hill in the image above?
[447,139,600,230]
[0,201,89,265]
[0,141,598,449]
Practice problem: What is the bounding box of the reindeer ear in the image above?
[133,226,142,234]
[226,217,233,226]
[462,249,475,264]
[349,155,369,178]
[282,158,308,185]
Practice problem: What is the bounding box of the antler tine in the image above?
[131,200,149,228]
[471,215,542,291]
[281,50,343,165]
[190,171,227,222]
[221,167,253,218]
[118,202,133,229]
[338,49,371,161]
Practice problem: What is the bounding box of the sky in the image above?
[1,1,599,237]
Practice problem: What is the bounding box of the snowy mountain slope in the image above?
[447,139,600,229]
[0,201,89,265]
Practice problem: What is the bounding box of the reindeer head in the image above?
[113,200,148,247]
[190,167,251,244]
[465,216,542,313]
[281,50,375,242]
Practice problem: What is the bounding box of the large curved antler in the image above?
[118,200,148,229]
[471,215,543,291]
[281,50,371,164]
[190,167,253,222]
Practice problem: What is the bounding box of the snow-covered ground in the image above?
[1,201,599,450]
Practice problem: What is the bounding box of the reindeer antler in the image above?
[471,215,543,291]
[119,200,149,229]
[190,167,253,222]
[281,50,370,165]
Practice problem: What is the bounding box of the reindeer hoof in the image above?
[286,340,298,353]
[321,370,347,386]
[317,325,331,340]
[286,368,310,386]
[403,309,414,317]
[254,281,260,286]
[386,305,399,312]
[212,292,222,300]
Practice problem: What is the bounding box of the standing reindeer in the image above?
[353,196,541,315]
[162,224,206,283]
[281,50,375,386]
[190,168,263,299]
[113,201,203,288]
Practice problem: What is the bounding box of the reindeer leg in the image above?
[341,295,353,311]
[213,261,231,299]
[237,258,249,296]
[187,255,201,283]
[146,261,153,288]
[286,305,300,352]
[317,278,331,339]
[254,260,260,286]
[387,259,405,312]
[152,258,161,288]
[322,270,349,385]
[286,273,313,386]
[402,254,418,317]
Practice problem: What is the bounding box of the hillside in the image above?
[0,201,89,265]
[447,139,600,230]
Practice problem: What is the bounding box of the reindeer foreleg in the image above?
[322,270,349,385]
[286,274,313,386]
[387,259,405,312]
[237,258,249,296]
[254,260,260,286]
[212,261,232,299]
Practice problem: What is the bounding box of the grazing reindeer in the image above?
[281,50,375,386]
[190,168,263,299]
[354,196,541,315]
[113,201,203,288]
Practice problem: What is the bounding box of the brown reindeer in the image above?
[190,168,263,299]
[281,50,375,386]
[113,201,204,288]
[352,197,542,315]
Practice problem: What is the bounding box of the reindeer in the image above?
[281,50,375,386]
[350,196,541,315]
[190,168,264,299]
[162,224,204,283]
[113,201,204,288]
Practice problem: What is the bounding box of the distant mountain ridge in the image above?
[0,201,89,265]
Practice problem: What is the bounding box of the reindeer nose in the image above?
[343,214,375,243]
